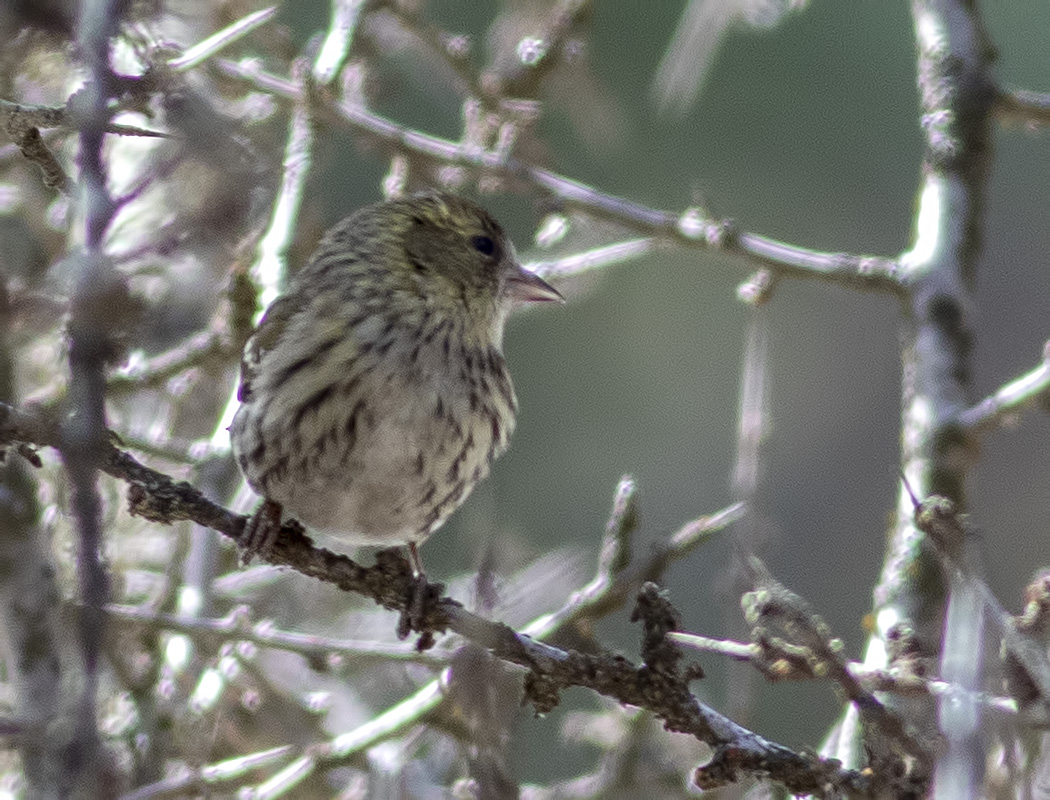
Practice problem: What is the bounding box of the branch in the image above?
[912,495,1050,717]
[862,5,997,793]
[57,0,130,791]
[669,632,1019,717]
[0,403,867,796]
[995,87,1050,127]
[167,6,279,73]
[215,58,904,294]
[742,562,929,763]
[105,603,446,667]
[956,340,1050,433]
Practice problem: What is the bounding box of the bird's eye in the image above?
[471,235,496,257]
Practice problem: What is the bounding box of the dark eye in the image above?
[471,235,496,257]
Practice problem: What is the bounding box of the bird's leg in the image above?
[397,542,431,641]
[240,498,284,565]
[408,542,425,577]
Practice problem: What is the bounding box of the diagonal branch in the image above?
[0,401,868,796]
[956,340,1050,433]
[215,58,904,295]
[995,87,1050,127]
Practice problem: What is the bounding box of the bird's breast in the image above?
[234,328,518,545]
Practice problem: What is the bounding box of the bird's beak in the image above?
[505,266,564,303]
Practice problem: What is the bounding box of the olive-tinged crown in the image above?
[295,192,560,337]
[398,192,517,305]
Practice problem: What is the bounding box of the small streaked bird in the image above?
[230,192,562,581]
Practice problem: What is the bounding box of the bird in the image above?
[229,191,563,586]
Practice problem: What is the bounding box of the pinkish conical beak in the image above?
[505,267,564,303]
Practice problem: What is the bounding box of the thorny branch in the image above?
[0,403,867,796]
[58,0,128,791]
[0,99,167,195]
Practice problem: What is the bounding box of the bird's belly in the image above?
[257,383,506,545]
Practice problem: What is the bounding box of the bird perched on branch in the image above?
[230,192,562,599]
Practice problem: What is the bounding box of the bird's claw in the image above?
[240,498,283,565]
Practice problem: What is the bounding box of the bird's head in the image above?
[396,193,563,342]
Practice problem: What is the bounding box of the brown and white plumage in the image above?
[230,193,561,554]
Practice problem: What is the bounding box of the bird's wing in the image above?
[237,293,303,403]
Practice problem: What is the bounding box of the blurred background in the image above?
[2,0,1049,793]
[273,0,1048,766]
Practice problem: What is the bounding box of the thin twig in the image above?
[669,631,1019,717]
[995,87,1050,127]
[120,745,295,800]
[168,6,279,73]
[0,99,168,138]
[215,58,904,294]
[105,603,447,666]
[956,341,1050,433]
[107,330,237,397]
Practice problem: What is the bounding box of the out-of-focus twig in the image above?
[995,87,1050,127]
[216,58,904,294]
[312,0,366,86]
[956,341,1050,433]
[651,0,808,116]
[168,6,279,73]
[0,266,69,797]
[105,603,446,667]
[912,495,1050,715]
[119,745,296,800]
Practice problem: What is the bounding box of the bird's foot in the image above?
[396,542,439,649]
[240,498,284,565]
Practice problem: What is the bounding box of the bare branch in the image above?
[215,58,904,294]
[0,403,863,795]
[957,340,1050,433]
[120,745,295,800]
[995,87,1050,127]
[105,603,446,667]
[168,6,279,73]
